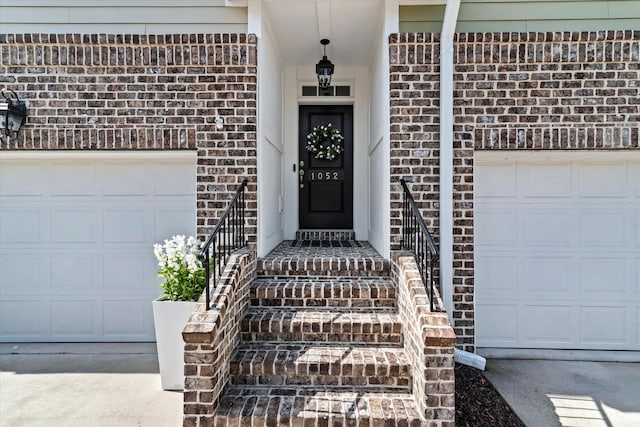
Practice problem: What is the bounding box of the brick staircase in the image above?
[211,235,427,426]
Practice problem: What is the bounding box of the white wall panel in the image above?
[476,152,640,350]
[0,153,196,342]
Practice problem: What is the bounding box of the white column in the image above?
[439,0,460,318]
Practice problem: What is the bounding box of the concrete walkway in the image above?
[0,343,182,427]
[484,358,640,427]
[3,344,639,427]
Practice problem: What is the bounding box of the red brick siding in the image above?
[0,33,258,243]
[390,30,640,351]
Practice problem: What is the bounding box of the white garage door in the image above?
[0,152,196,342]
[476,152,640,350]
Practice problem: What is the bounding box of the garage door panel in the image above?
[50,163,96,196]
[579,257,627,295]
[153,162,196,196]
[0,154,196,342]
[1,209,43,243]
[51,253,97,290]
[524,257,572,294]
[475,163,516,198]
[524,211,571,247]
[103,252,148,291]
[476,304,519,345]
[523,163,571,198]
[0,253,46,289]
[100,162,148,196]
[51,208,96,243]
[636,209,640,247]
[475,210,517,246]
[477,153,639,350]
[50,300,97,337]
[476,255,518,295]
[103,300,148,337]
[523,305,573,344]
[580,163,628,198]
[580,306,629,346]
[580,210,627,246]
[0,161,44,196]
[155,207,197,241]
[0,301,47,336]
[103,208,148,243]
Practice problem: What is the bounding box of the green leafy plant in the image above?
[153,235,206,301]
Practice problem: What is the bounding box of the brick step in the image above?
[250,277,396,311]
[230,343,412,391]
[240,309,403,345]
[214,387,425,426]
[295,230,356,241]
[256,241,389,278]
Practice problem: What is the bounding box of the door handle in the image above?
[299,168,304,189]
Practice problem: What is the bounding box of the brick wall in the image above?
[182,249,256,427]
[392,252,455,426]
[390,30,640,350]
[0,33,258,243]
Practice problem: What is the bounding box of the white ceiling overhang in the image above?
[225,0,451,67]
[264,0,385,67]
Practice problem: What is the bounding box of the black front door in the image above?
[299,105,353,229]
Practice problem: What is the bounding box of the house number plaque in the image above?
[309,170,343,181]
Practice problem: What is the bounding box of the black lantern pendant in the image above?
[315,39,334,90]
[0,89,28,137]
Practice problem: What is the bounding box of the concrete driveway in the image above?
[485,358,640,427]
[0,343,182,427]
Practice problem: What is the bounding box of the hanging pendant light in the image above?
[315,39,334,90]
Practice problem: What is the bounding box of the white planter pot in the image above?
[152,299,196,391]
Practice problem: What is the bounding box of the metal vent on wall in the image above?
[301,85,351,97]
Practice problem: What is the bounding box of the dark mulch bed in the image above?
[455,363,526,427]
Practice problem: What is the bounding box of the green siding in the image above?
[0,0,248,33]
[400,0,640,33]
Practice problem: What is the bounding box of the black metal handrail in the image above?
[198,179,248,310]
[400,179,440,312]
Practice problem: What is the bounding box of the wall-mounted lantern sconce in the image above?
[315,39,334,90]
[0,89,28,138]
